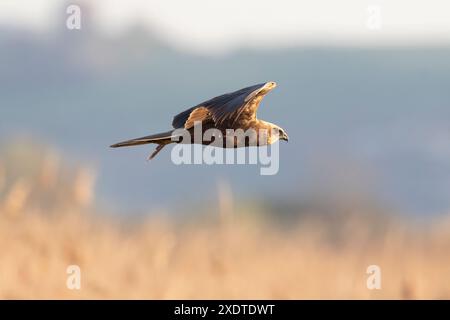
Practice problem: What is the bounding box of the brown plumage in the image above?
[110,81,288,159]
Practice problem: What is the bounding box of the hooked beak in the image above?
[281,132,289,142]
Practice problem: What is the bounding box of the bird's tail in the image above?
[110,130,174,160]
[110,130,174,148]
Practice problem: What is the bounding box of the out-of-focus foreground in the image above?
[0,142,449,299]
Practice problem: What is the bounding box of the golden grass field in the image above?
[0,142,449,299]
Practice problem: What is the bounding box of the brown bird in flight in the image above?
[110,81,288,159]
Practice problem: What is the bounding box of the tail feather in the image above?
[110,130,173,148]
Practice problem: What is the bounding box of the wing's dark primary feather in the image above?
[172,83,266,129]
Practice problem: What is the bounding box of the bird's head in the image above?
[261,122,288,144]
[273,125,289,142]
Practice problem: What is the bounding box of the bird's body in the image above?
[111,82,288,159]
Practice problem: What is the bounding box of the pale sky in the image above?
[1,0,450,53]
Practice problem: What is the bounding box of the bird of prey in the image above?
[110,81,288,159]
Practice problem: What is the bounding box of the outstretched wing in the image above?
[172,82,273,129]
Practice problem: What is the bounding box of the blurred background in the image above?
[0,0,450,299]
